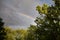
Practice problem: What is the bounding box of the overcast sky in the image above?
[0,0,54,29]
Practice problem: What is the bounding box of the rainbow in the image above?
[4,3,35,20]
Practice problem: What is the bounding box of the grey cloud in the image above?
[2,0,40,17]
[0,0,39,28]
[0,0,53,28]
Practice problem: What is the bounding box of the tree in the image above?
[26,25,37,40]
[4,27,16,40]
[35,0,60,40]
[0,18,6,40]
[15,29,27,40]
[4,26,28,40]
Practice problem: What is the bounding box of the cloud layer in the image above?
[0,0,53,29]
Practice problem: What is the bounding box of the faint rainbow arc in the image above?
[4,4,35,20]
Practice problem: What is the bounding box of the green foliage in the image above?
[15,29,27,40]
[53,0,60,7]
[0,18,6,40]
[4,27,28,40]
[36,4,49,14]
[26,25,37,40]
[35,0,60,40]
[4,27,16,40]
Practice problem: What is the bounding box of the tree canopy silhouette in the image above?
[35,0,60,40]
[0,18,6,40]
